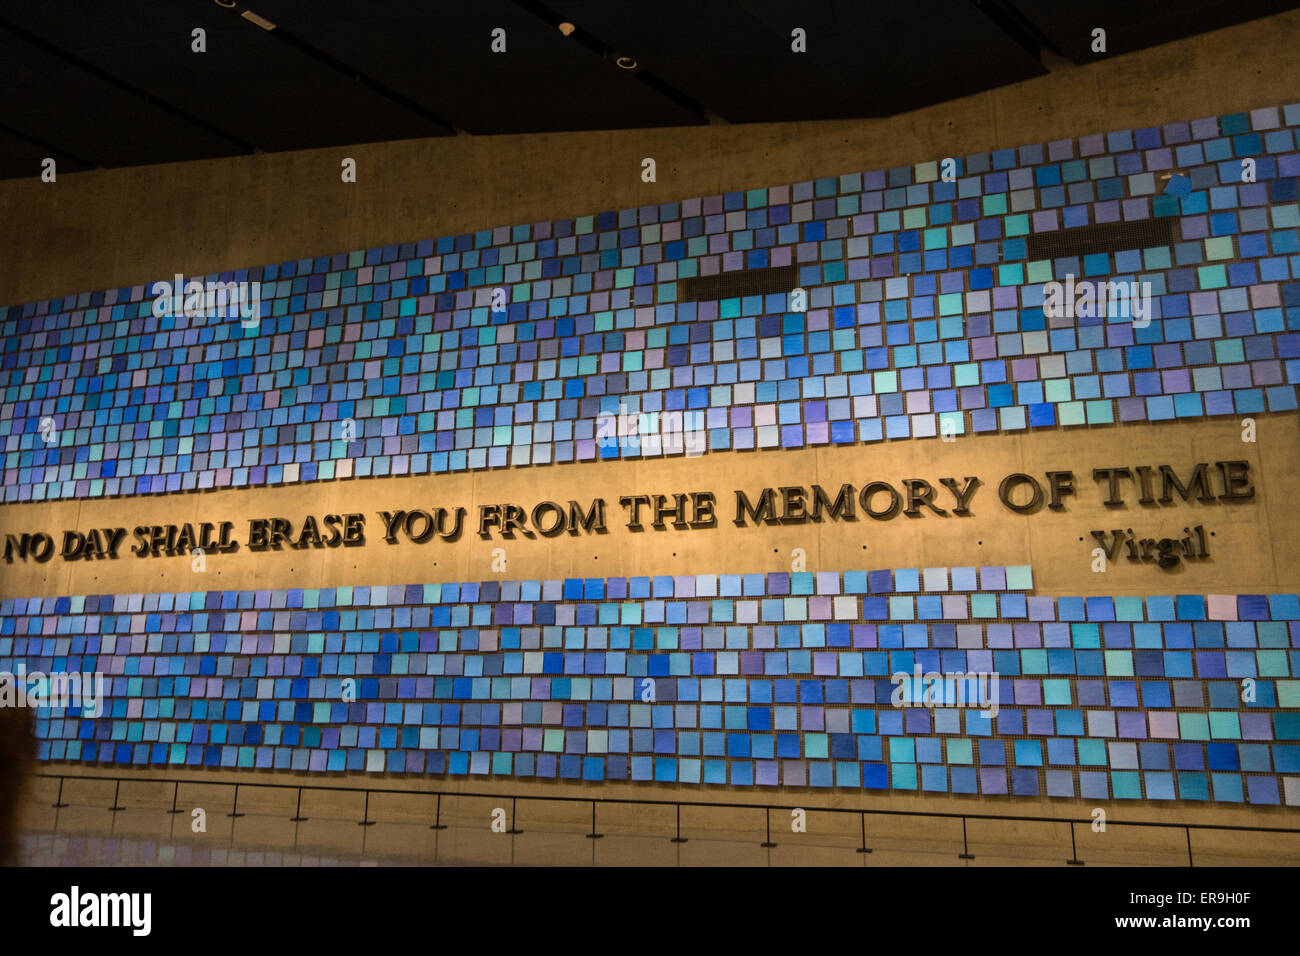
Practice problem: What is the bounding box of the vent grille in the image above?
[680,265,797,302]
[1026,216,1179,261]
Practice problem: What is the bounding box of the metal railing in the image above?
[35,771,1300,866]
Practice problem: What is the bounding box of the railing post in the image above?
[856,811,872,854]
[760,806,777,848]
[1066,820,1083,865]
[167,780,183,815]
[505,795,523,834]
[429,792,446,830]
[670,803,687,843]
[1186,827,1194,867]
[585,800,603,840]
[51,776,68,809]
[227,783,245,818]
[357,790,376,827]
[958,816,974,860]
[290,787,308,823]
[108,779,125,812]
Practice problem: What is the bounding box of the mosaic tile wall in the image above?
[4,566,1299,805]
[2,104,1299,502]
[5,103,1300,806]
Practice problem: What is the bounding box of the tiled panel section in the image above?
[3,105,1300,502]
[4,566,1299,806]
[19,833,390,868]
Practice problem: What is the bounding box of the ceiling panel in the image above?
[0,27,245,168]
[0,126,93,180]
[0,0,1294,180]
[546,0,1048,122]
[0,2,451,156]
[249,0,706,133]
[1010,0,1300,62]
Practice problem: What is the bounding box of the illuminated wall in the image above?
[2,101,1299,805]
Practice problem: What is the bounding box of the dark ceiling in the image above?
[0,0,1295,180]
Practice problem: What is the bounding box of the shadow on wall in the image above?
[0,708,33,865]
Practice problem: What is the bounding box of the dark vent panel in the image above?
[1026,216,1180,261]
[680,265,798,302]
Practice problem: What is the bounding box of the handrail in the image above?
[34,770,1300,865]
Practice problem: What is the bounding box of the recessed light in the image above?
[616,55,637,70]
[241,9,276,29]
[213,0,236,7]
[558,22,575,36]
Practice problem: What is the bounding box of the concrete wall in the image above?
[3,10,1300,840]
[0,418,1291,600]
